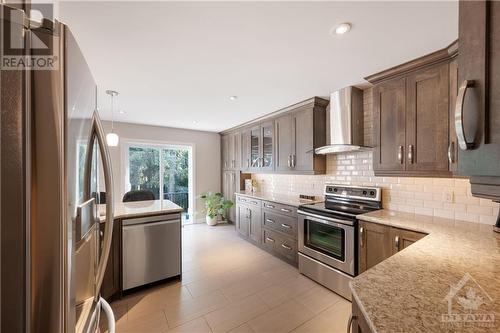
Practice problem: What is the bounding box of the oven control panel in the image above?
[325,185,380,201]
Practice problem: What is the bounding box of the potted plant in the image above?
[200,192,233,226]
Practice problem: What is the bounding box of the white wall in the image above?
[102,121,220,222]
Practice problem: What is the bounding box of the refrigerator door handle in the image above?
[84,110,114,299]
[100,297,116,333]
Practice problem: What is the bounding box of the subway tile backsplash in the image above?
[252,152,499,225]
[251,89,499,225]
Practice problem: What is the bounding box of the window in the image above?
[124,142,192,215]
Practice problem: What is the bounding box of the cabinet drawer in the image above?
[262,201,297,217]
[276,236,297,262]
[262,229,277,252]
[262,211,297,238]
[262,229,297,263]
[237,196,261,207]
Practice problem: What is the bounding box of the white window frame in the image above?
[121,138,195,218]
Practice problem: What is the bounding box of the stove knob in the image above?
[362,190,367,196]
[370,191,375,196]
[333,188,338,192]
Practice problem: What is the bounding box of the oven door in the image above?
[298,211,355,276]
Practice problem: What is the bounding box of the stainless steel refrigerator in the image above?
[1,4,115,332]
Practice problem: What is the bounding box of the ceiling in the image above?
[59,1,458,132]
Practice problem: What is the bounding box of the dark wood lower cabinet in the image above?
[358,220,427,274]
[100,219,122,302]
[358,221,392,273]
[235,195,298,265]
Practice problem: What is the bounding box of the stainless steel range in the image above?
[297,184,381,300]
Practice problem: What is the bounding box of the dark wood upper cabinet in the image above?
[293,107,316,172]
[232,131,242,170]
[221,132,241,171]
[273,99,327,174]
[457,0,500,200]
[275,114,294,171]
[249,125,261,172]
[241,128,251,171]
[367,42,458,177]
[221,134,230,170]
[406,63,450,173]
[260,121,274,172]
[222,97,327,175]
[373,77,406,173]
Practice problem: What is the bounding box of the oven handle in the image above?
[297,210,355,227]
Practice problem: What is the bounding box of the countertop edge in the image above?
[235,191,322,207]
[349,283,379,333]
[115,208,183,220]
[355,213,429,234]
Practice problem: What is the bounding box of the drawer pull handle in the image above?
[265,204,275,209]
[266,237,275,243]
[281,223,291,229]
[266,218,275,224]
[281,244,292,250]
[280,208,292,213]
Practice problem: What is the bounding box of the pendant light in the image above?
[105,90,119,147]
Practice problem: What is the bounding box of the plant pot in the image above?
[206,215,218,226]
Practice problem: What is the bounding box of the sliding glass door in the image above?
[125,143,193,221]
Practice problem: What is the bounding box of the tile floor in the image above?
[102,223,351,333]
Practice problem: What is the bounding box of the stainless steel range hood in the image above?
[315,86,371,154]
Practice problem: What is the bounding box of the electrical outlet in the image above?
[443,189,454,203]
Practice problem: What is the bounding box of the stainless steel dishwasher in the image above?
[122,213,181,290]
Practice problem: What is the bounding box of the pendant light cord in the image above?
[111,93,115,131]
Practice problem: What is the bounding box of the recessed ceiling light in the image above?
[332,23,351,35]
[193,120,198,124]
[118,109,125,114]
[229,95,238,101]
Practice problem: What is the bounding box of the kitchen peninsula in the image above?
[350,210,500,332]
[99,200,184,301]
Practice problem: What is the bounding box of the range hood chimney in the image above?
[315,86,371,154]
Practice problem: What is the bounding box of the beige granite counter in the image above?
[236,191,322,207]
[99,199,183,222]
[352,210,500,332]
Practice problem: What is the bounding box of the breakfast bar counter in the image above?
[351,210,500,332]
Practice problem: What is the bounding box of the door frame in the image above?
[120,138,195,219]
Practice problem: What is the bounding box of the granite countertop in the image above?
[99,199,183,222]
[236,191,322,207]
[352,210,500,333]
